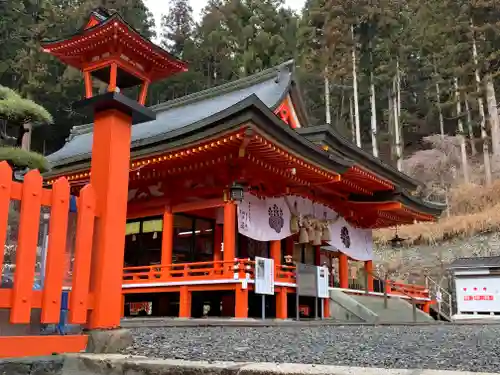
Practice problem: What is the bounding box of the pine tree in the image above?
[196,0,297,81]
[0,86,52,174]
[297,0,353,130]
[160,0,195,57]
[150,0,205,103]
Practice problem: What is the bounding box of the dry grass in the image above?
[448,180,500,215]
[374,181,500,246]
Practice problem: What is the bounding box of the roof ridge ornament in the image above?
[275,60,295,83]
[92,7,111,20]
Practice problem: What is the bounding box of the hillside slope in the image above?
[373,181,500,283]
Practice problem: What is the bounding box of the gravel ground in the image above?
[123,325,500,372]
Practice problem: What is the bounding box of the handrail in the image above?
[425,275,453,320]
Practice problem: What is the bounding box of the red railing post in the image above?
[69,185,96,324]
[41,177,70,323]
[0,162,12,276]
[10,170,43,324]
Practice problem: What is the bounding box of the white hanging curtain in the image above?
[236,194,373,261]
[323,217,373,261]
[237,193,292,241]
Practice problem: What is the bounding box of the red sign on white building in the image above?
[455,276,500,314]
[463,295,494,301]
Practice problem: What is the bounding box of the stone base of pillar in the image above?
[85,328,133,353]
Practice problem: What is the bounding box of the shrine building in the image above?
[42,8,444,320]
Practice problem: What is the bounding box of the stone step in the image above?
[328,290,434,323]
[328,289,378,323]
[349,294,434,323]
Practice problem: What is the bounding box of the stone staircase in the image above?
[329,290,434,323]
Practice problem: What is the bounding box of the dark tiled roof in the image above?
[297,125,421,192]
[448,256,500,269]
[348,189,445,217]
[47,60,295,167]
[44,59,445,219]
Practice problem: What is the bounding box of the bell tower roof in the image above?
[41,8,187,91]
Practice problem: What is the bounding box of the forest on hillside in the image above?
[3,0,500,209]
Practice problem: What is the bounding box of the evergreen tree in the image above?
[0,85,51,173]
[160,0,194,57]
[196,0,297,82]
[149,0,205,103]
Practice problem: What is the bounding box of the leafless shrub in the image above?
[402,135,463,202]
[375,133,500,245]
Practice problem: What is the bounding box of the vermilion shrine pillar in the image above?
[271,240,287,319]
[42,8,187,329]
[338,253,349,289]
[86,106,138,328]
[364,260,374,292]
[161,209,174,273]
[214,224,223,262]
[223,201,236,264]
[223,199,248,318]
[270,240,281,265]
[323,298,330,318]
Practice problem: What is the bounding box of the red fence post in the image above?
[10,170,43,324]
[69,185,96,324]
[0,162,12,276]
[41,177,70,323]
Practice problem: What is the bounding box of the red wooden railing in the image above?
[123,259,297,285]
[123,259,429,300]
[386,281,429,299]
[276,263,295,283]
[123,260,237,282]
[0,163,96,357]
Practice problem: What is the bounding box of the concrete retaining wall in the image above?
[1,354,497,375]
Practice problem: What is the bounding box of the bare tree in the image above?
[454,78,470,184]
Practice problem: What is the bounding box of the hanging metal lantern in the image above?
[390,227,406,248]
[229,182,245,202]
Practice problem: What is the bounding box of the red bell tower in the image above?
[42,9,187,330]
[42,7,187,104]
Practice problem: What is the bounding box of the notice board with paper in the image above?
[255,257,275,295]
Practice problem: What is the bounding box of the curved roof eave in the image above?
[349,189,445,217]
[396,189,446,216]
[44,94,352,179]
[296,125,421,192]
[47,60,296,166]
[42,12,187,69]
